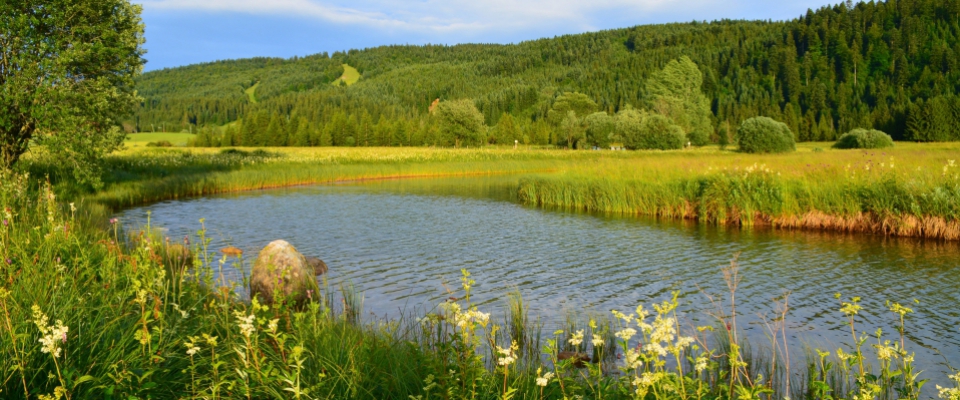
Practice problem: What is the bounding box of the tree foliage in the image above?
[620,111,686,150]
[0,0,145,183]
[584,112,616,148]
[644,56,713,146]
[436,100,486,147]
[736,117,796,154]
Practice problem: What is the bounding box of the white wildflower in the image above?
[233,310,256,338]
[568,330,584,346]
[644,342,668,357]
[612,310,634,323]
[496,341,518,367]
[874,340,897,361]
[268,319,280,333]
[624,348,643,369]
[695,355,709,373]
[615,327,637,341]
[592,334,604,347]
[32,305,68,358]
[535,368,554,387]
[675,336,695,348]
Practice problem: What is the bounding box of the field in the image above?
[4,143,960,399]
[245,81,259,103]
[332,64,360,86]
[124,132,196,147]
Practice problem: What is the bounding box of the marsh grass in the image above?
[517,143,960,240]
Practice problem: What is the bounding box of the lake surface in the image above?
[116,176,960,384]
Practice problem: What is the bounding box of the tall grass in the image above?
[26,147,592,210]
[517,144,960,240]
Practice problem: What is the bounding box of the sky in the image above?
[136,0,833,71]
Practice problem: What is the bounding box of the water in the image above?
[116,176,960,385]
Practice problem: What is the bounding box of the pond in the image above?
[116,175,960,385]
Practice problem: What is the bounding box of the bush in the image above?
[639,115,686,150]
[620,112,685,150]
[833,129,895,149]
[146,140,173,147]
[736,117,795,153]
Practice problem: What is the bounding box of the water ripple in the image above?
[117,176,960,385]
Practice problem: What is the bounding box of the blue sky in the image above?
[137,0,833,71]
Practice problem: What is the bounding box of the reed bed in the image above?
[517,143,960,240]
[27,147,592,210]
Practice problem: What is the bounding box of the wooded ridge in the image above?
[133,0,960,146]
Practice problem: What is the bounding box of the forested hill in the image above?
[134,0,960,146]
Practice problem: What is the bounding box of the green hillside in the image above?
[134,0,960,147]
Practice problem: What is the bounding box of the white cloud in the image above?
[138,0,723,34]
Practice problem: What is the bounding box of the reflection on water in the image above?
[116,176,960,384]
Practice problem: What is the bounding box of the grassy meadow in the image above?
[245,82,259,103]
[125,132,197,148]
[3,143,960,399]
[332,64,360,86]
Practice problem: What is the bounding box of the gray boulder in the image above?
[250,240,319,306]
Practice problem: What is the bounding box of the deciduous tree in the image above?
[0,0,145,185]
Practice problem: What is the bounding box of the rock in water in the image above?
[305,256,328,276]
[221,246,243,256]
[250,240,319,306]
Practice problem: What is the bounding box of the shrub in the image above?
[736,117,795,153]
[620,113,685,150]
[146,140,173,147]
[639,114,686,150]
[833,128,895,149]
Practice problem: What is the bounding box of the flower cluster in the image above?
[535,368,554,387]
[436,301,490,330]
[873,340,899,361]
[234,310,256,338]
[32,305,68,358]
[185,337,201,356]
[496,341,518,367]
[568,329,584,346]
[937,373,960,400]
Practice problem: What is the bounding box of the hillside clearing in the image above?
[332,64,360,86]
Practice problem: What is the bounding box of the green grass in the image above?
[332,64,360,86]
[4,145,960,398]
[124,132,196,147]
[245,81,259,103]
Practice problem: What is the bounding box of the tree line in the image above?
[134,0,960,147]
